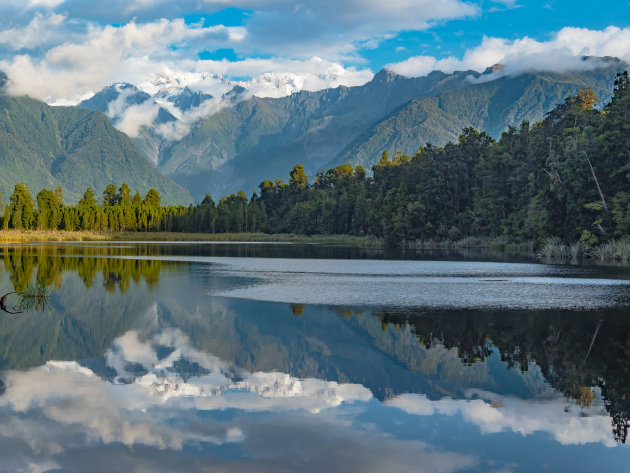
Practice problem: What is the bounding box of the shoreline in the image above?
[0,230,384,246]
[2,230,630,266]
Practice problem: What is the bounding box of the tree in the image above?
[118,183,131,206]
[8,184,36,230]
[102,184,118,206]
[289,164,308,192]
[143,188,161,207]
[578,87,598,109]
[36,188,60,230]
[79,188,97,207]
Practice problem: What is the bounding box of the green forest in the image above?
[2,73,630,257]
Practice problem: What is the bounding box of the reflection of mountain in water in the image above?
[0,319,623,472]
[378,308,630,444]
[155,298,552,401]
[152,294,630,444]
[0,244,628,444]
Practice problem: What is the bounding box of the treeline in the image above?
[2,72,630,246]
[0,183,190,233]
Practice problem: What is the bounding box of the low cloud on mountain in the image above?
[387,26,630,79]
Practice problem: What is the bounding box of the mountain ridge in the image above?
[329,66,624,169]
[0,92,192,204]
[3,58,628,204]
[153,58,627,200]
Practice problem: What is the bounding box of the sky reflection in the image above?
[0,244,629,472]
[0,320,477,473]
[0,314,627,473]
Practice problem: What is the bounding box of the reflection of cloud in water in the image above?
[386,390,618,448]
[0,324,479,473]
[0,312,625,472]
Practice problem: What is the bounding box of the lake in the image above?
[0,242,629,472]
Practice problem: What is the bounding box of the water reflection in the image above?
[1,245,169,293]
[377,308,630,444]
[0,318,477,473]
[0,319,616,472]
[0,243,628,472]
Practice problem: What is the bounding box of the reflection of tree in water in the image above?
[376,308,630,444]
[1,246,166,294]
[0,245,176,371]
[290,304,305,316]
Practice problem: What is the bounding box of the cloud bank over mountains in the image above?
[0,1,628,105]
[387,26,630,78]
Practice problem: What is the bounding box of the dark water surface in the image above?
[0,242,629,472]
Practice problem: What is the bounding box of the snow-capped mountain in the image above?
[75,57,626,203]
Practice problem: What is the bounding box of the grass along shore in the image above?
[2,230,630,264]
[0,229,383,246]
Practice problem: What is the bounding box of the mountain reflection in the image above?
[0,243,629,472]
[0,318,477,473]
[377,308,630,444]
[0,316,620,472]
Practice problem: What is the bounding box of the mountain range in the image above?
[77,56,627,202]
[0,57,627,204]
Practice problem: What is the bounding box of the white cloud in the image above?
[0,15,375,105]
[387,26,630,78]
[226,0,478,59]
[0,18,248,103]
[0,12,67,50]
[488,0,522,11]
[154,95,233,141]
[0,0,479,103]
[386,390,618,447]
[26,0,66,9]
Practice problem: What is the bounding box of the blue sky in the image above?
[365,0,630,70]
[0,0,628,103]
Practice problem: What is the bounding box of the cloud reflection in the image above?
[386,390,618,448]
[0,324,479,473]
[0,310,624,473]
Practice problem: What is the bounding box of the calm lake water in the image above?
[0,242,629,472]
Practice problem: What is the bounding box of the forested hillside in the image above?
[157,61,625,201]
[330,65,622,169]
[0,90,192,205]
[82,58,625,202]
[3,73,630,257]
